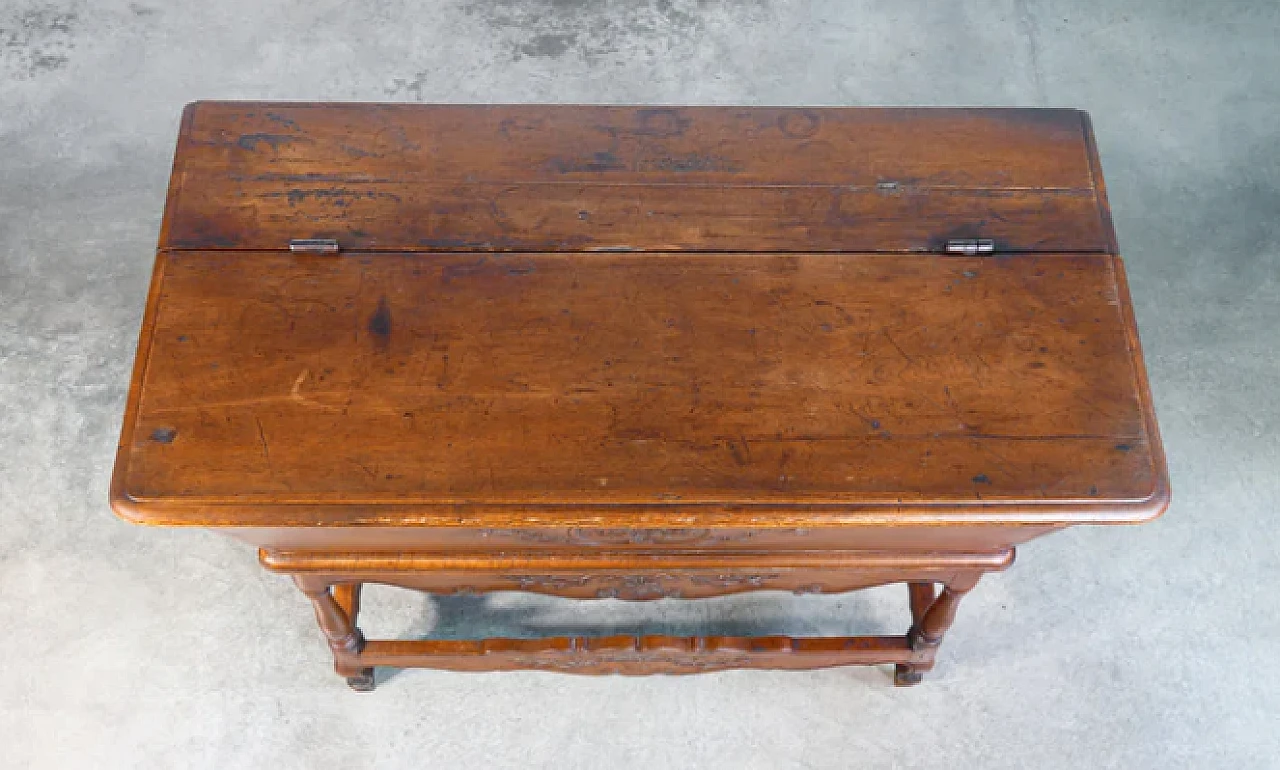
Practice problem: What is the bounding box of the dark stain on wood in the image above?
[236,133,298,151]
[149,427,177,444]
[368,296,392,347]
[547,150,627,174]
[638,153,742,173]
[264,189,402,207]
[263,111,302,131]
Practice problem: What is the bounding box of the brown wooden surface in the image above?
[160,103,1110,254]
[344,635,930,675]
[262,549,1014,573]
[113,249,1166,527]
[259,547,1012,600]
[224,523,1059,551]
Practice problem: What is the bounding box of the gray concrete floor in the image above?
[2,1,1278,767]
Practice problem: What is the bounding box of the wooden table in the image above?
[111,103,1169,690]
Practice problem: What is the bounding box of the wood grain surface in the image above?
[113,248,1166,526]
[159,103,1109,254]
[343,635,930,675]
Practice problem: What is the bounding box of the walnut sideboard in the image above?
[110,103,1170,690]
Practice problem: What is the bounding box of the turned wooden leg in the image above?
[895,582,938,685]
[293,577,373,691]
[330,583,375,690]
[895,575,979,686]
[910,581,976,650]
[332,582,363,623]
[908,582,935,625]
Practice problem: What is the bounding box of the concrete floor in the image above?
[2,0,1278,767]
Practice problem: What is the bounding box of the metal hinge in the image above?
[944,238,995,256]
[289,238,340,254]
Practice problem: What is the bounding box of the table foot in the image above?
[345,668,376,692]
[893,664,924,686]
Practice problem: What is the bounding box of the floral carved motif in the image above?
[687,573,782,588]
[501,572,789,599]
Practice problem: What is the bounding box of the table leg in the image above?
[895,574,980,686]
[293,577,374,691]
[908,582,936,625]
